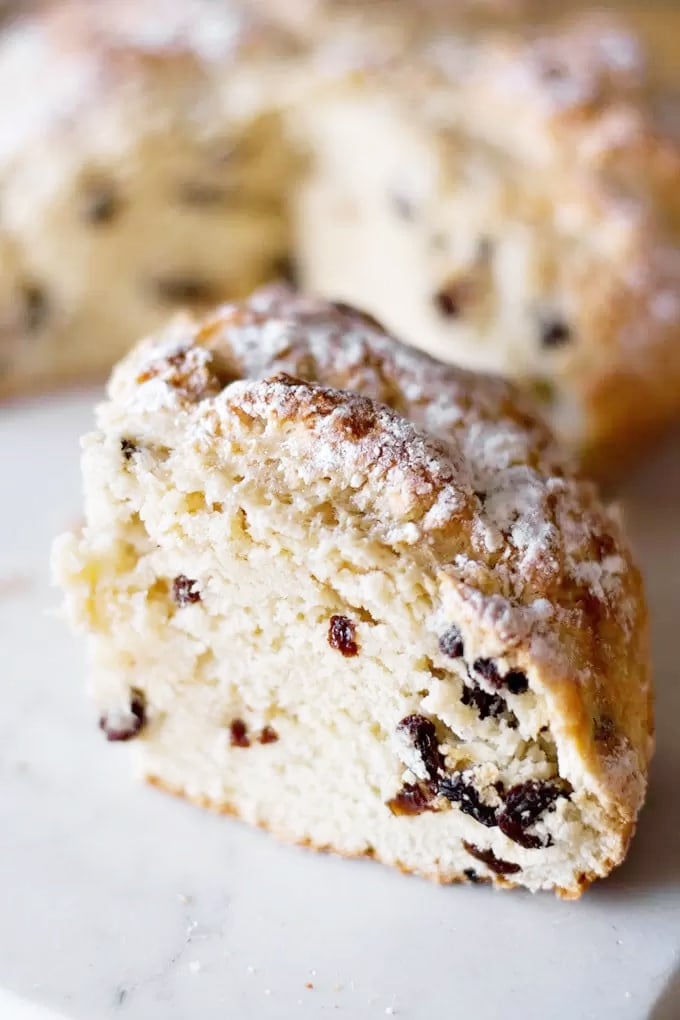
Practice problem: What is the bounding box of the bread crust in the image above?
[111,285,653,835]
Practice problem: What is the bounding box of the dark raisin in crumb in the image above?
[438,772,498,827]
[497,779,571,849]
[269,254,298,285]
[461,683,506,721]
[505,670,529,695]
[230,718,250,748]
[328,614,358,657]
[463,840,521,876]
[463,868,482,884]
[99,689,146,742]
[259,725,279,745]
[151,276,218,305]
[82,184,121,225]
[474,660,529,695]
[438,625,464,659]
[433,286,461,318]
[120,438,137,461]
[397,714,445,783]
[386,782,434,816]
[473,658,502,688]
[22,284,49,333]
[540,319,572,349]
[172,575,201,607]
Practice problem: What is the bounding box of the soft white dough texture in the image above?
[54,387,620,897]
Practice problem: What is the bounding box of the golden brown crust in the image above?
[113,285,652,830]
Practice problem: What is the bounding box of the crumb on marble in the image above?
[0,572,34,600]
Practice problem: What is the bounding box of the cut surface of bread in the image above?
[53,286,653,897]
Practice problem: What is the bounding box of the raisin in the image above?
[497,779,571,849]
[540,319,571,349]
[387,783,434,816]
[259,725,279,745]
[461,683,506,721]
[397,714,444,783]
[463,841,521,876]
[82,183,121,225]
[438,772,498,827]
[463,868,482,884]
[328,615,358,657]
[151,276,218,305]
[433,286,461,318]
[120,438,137,461]
[473,658,502,688]
[230,719,250,748]
[438,625,464,658]
[172,575,201,607]
[99,689,146,742]
[269,254,298,285]
[474,660,529,695]
[22,284,49,333]
[505,671,529,695]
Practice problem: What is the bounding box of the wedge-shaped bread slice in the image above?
[53,287,652,897]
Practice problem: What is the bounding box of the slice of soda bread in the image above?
[53,286,652,897]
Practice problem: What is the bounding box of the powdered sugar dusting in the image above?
[117,287,635,641]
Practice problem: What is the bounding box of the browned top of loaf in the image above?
[112,285,652,822]
[0,0,299,164]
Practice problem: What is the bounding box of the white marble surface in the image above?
[1,390,679,1020]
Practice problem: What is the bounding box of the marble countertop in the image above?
[1,390,679,1020]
